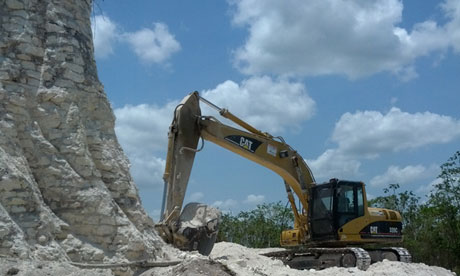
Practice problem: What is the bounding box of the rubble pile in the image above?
[144,242,455,276]
[207,242,455,276]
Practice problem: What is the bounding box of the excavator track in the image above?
[263,247,411,271]
[262,247,371,270]
[387,247,412,263]
[366,247,412,263]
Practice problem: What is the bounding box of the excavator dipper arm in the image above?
[156,92,220,255]
[161,92,201,221]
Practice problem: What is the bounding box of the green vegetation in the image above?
[217,151,460,273]
[217,201,293,248]
[370,150,460,274]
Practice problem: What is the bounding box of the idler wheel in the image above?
[341,253,357,267]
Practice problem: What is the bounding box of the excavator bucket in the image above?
[175,202,220,255]
[156,91,221,255]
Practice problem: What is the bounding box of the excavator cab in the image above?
[308,178,403,247]
[310,179,365,242]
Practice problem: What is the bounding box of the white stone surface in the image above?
[0,0,169,275]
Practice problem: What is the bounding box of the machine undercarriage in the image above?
[263,247,411,270]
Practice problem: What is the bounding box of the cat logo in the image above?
[224,135,262,153]
[239,136,253,151]
[370,226,378,234]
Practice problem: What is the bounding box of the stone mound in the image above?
[0,1,168,275]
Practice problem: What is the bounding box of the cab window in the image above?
[337,185,354,213]
[312,186,333,218]
[336,182,365,227]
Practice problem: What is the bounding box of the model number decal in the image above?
[225,135,262,153]
[389,227,398,234]
[267,144,277,157]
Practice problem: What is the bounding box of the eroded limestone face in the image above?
[0,0,164,265]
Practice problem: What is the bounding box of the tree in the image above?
[368,183,420,227]
[369,151,460,274]
[217,201,293,248]
[422,151,460,272]
[368,183,422,260]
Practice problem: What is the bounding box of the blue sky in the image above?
[91,0,460,220]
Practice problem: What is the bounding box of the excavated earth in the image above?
[0,0,457,275]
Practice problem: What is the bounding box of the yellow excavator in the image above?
[154,92,411,270]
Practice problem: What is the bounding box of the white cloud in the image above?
[212,199,238,210]
[417,178,442,196]
[230,0,460,79]
[124,23,181,64]
[113,76,314,157]
[416,175,459,197]
[244,194,265,205]
[128,155,165,188]
[307,149,362,181]
[308,108,460,181]
[370,164,440,187]
[442,0,460,53]
[188,192,204,202]
[202,76,315,134]
[114,102,177,156]
[114,102,177,188]
[332,108,460,158]
[91,15,118,58]
[91,15,180,64]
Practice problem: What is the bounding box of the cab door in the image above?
[310,184,337,241]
